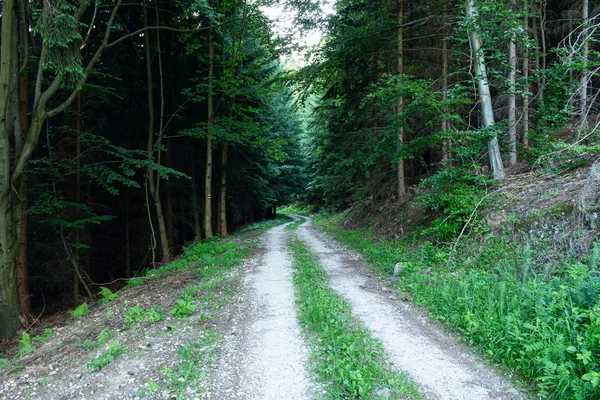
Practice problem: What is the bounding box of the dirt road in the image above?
[295,216,522,400]
[205,216,522,400]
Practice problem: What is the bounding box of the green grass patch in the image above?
[161,331,220,398]
[315,215,600,400]
[87,341,127,372]
[285,218,305,231]
[288,238,422,400]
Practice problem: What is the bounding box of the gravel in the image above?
[296,216,524,400]
[204,219,315,400]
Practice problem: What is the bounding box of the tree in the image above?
[465,0,505,180]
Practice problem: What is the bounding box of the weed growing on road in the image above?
[98,287,118,304]
[161,331,220,398]
[123,306,164,329]
[0,357,8,372]
[171,296,198,319]
[15,332,35,358]
[33,328,53,343]
[288,238,423,400]
[316,216,600,400]
[284,219,304,231]
[87,342,127,372]
[70,302,89,319]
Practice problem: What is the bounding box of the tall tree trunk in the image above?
[0,0,21,338]
[205,26,215,239]
[17,0,31,319]
[165,138,175,250]
[74,93,82,305]
[507,0,518,167]
[125,186,131,278]
[143,2,170,263]
[579,0,589,126]
[191,163,202,241]
[441,3,450,163]
[466,0,505,180]
[397,0,406,198]
[218,142,229,237]
[523,6,530,147]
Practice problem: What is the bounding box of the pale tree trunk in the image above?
[523,5,530,147]
[466,0,505,180]
[441,3,450,163]
[143,2,170,264]
[397,0,406,198]
[218,143,229,237]
[507,0,518,167]
[205,26,215,239]
[580,0,589,127]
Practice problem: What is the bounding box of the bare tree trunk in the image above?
[523,6,530,147]
[74,93,82,305]
[580,0,589,127]
[125,186,131,278]
[205,26,215,239]
[17,0,31,319]
[397,0,406,198]
[143,2,170,263]
[507,0,518,167]
[165,138,175,249]
[191,163,202,241]
[0,0,22,338]
[218,142,229,237]
[466,0,505,180]
[441,3,450,163]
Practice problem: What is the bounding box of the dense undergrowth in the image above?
[288,238,422,400]
[315,214,600,400]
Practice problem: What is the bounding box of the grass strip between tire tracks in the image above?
[288,238,423,400]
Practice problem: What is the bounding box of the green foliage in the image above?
[288,239,422,399]
[70,302,89,320]
[417,167,494,240]
[76,328,114,351]
[32,0,85,87]
[16,332,35,359]
[161,332,220,397]
[144,381,161,396]
[33,328,53,343]
[171,296,198,319]
[87,342,127,372]
[0,357,8,372]
[317,215,600,400]
[123,306,163,329]
[98,287,118,305]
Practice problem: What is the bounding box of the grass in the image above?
[315,215,600,400]
[87,341,127,372]
[161,331,220,399]
[288,238,423,400]
[284,218,305,231]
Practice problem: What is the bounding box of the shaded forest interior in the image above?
[1,0,600,353]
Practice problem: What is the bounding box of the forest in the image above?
[1,0,600,398]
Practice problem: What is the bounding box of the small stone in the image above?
[389,295,397,301]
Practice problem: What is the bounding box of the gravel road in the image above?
[205,218,315,400]
[295,216,523,400]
